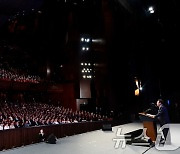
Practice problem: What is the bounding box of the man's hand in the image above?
[146,113,155,118]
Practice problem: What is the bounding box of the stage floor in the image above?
[0,122,180,154]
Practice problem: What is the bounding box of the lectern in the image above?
[139,113,157,141]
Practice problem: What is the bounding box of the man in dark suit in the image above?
[149,99,170,145]
[154,99,170,126]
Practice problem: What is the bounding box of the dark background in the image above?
[0,0,180,122]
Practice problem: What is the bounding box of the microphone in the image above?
[151,102,156,107]
[144,108,151,113]
[150,102,158,109]
[151,102,154,105]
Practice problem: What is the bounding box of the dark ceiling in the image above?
[0,0,105,79]
[0,0,180,93]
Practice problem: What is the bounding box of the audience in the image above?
[0,99,109,130]
[0,67,41,83]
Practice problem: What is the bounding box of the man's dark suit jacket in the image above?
[155,104,170,127]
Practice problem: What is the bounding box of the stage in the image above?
[0,122,180,154]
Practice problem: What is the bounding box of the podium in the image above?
[139,113,157,141]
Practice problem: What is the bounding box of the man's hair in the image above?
[158,99,164,104]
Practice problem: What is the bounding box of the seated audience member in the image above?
[9,122,15,129]
[0,123,4,130]
[3,123,10,130]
